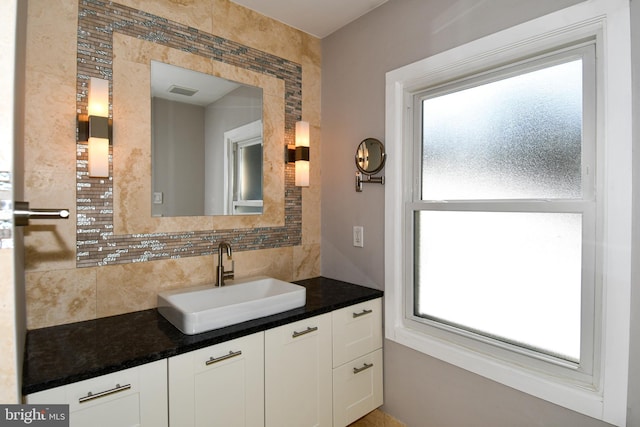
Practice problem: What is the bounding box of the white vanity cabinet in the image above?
[332,298,383,427]
[168,332,264,427]
[24,289,384,427]
[264,313,332,427]
[25,359,168,427]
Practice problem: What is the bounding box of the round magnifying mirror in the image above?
[355,138,386,175]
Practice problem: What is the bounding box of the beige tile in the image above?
[293,243,320,281]
[111,58,154,234]
[25,0,77,79]
[96,256,214,318]
[302,33,322,70]
[210,59,285,99]
[23,170,76,272]
[302,61,322,128]
[0,249,18,403]
[26,268,97,329]
[23,72,76,174]
[211,0,309,62]
[231,247,295,282]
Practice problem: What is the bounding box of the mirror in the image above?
[356,138,386,175]
[355,138,386,192]
[151,61,263,217]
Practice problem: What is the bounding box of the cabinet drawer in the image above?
[26,359,167,427]
[333,349,383,427]
[332,298,382,367]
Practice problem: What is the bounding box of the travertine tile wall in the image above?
[23,0,321,329]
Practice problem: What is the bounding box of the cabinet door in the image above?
[26,359,168,427]
[332,298,382,368]
[265,313,332,427]
[168,332,264,427]
[333,349,383,427]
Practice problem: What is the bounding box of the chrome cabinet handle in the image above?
[79,383,131,403]
[353,363,374,374]
[353,309,373,318]
[206,350,242,366]
[292,326,318,338]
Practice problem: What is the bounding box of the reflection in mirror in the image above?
[151,61,263,217]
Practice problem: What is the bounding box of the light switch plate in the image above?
[353,226,364,247]
[153,192,163,204]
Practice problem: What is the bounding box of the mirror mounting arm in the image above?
[356,172,385,192]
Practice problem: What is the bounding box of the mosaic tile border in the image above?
[0,172,13,249]
[76,0,302,268]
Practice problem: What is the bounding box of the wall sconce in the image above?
[286,121,310,187]
[78,77,112,178]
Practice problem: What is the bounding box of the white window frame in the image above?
[410,45,597,378]
[384,1,632,425]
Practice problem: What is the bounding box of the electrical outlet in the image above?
[353,226,364,247]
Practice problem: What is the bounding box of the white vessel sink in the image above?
[157,276,306,335]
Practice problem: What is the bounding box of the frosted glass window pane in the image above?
[239,143,262,200]
[414,211,582,361]
[422,60,583,200]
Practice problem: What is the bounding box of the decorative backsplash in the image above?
[75,0,302,268]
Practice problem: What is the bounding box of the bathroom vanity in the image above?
[23,277,383,427]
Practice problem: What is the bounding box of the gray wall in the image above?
[152,97,205,217]
[321,0,636,425]
[205,85,262,215]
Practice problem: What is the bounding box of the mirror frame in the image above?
[112,34,285,235]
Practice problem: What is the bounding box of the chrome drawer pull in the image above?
[292,326,318,338]
[206,350,242,366]
[352,309,373,318]
[79,383,131,403]
[353,363,374,374]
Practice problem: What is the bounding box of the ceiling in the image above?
[230,0,389,38]
[151,61,242,106]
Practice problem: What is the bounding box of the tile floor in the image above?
[348,409,406,427]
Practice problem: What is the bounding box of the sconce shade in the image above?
[88,137,109,177]
[295,121,310,187]
[88,77,109,117]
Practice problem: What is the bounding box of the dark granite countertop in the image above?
[22,276,383,396]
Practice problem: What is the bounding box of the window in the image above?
[224,120,263,215]
[385,1,632,425]
[412,47,595,369]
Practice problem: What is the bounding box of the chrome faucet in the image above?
[216,241,234,287]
